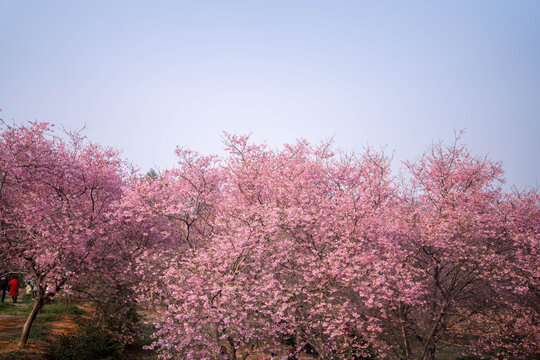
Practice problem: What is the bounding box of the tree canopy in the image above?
[1,122,538,359]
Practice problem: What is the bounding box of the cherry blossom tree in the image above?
[381,136,540,359]
[0,122,126,346]
[137,135,398,359]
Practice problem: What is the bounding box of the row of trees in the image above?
[1,122,538,359]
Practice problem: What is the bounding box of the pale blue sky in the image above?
[1,1,539,187]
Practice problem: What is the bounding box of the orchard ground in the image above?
[0,302,77,359]
[0,295,156,360]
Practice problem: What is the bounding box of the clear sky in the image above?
[1,1,539,188]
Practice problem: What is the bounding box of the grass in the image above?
[41,302,85,315]
[37,313,59,323]
[0,300,85,317]
[28,323,52,341]
[0,301,84,344]
[1,299,155,359]
[3,324,54,342]
[0,302,31,316]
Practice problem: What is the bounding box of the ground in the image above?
[0,298,155,360]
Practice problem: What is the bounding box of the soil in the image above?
[0,305,77,359]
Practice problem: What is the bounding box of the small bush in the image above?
[45,319,121,360]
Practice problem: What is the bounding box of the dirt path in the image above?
[0,301,158,360]
[0,303,80,360]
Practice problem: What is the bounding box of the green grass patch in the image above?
[37,312,60,323]
[1,330,20,341]
[0,302,31,316]
[42,302,85,315]
[2,323,53,342]
[1,301,85,317]
[0,301,15,311]
[29,323,52,341]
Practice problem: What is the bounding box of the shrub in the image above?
[45,318,121,360]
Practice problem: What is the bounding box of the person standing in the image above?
[25,281,32,300]
[0,275,8,303]
[30,281,37,298]
[9,277,19,303]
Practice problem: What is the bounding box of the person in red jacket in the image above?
[9,278,19,303]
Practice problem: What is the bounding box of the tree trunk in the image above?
[19,295,45,347]
[228,337,237,360]
[419,299,448,360]
[397,303,411,360]
[240,342,255,360]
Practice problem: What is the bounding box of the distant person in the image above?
[0,275,8,303]
[30,281,37,298]
[24,280,37,299]
[9,277,20,303]
[25,281,32,300]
